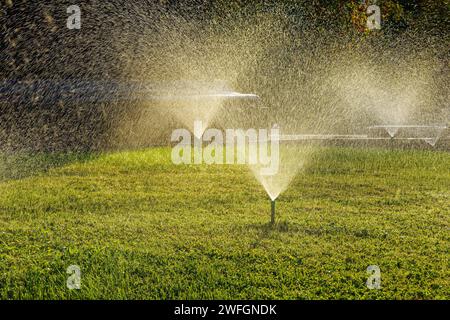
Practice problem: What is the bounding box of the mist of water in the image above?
[1,2,448,193]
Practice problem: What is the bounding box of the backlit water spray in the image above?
[1,2,448,202]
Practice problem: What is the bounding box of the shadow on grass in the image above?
[0,151,98,182]
[245,220,382,248]
[246,220,292,248]
[247,220,297,233]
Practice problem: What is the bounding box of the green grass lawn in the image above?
[0,147,449,299]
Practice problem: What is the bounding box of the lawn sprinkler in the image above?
[271,199,276,225]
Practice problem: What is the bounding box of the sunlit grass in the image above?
[0,147,448,299]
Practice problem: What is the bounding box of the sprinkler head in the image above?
[271,199,276,225]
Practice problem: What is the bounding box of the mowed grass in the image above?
[0,147,448,299]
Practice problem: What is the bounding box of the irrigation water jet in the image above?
[367,125,448,146]
[153,81,260,139]
[2,2,448,191]
[247,140,317,224]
